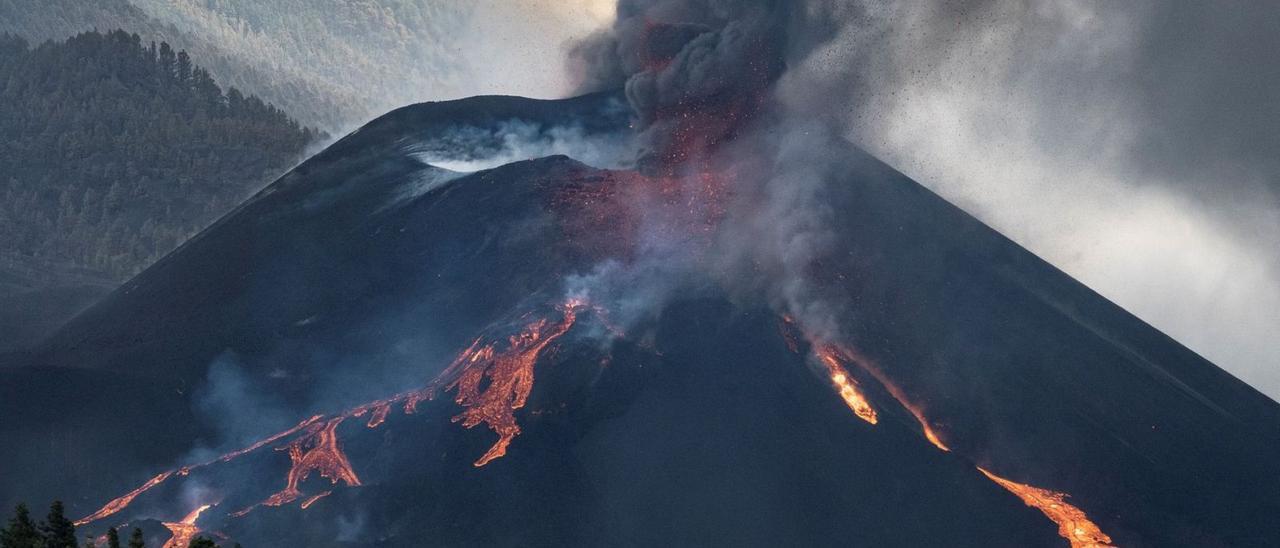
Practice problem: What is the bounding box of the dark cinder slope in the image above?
[2,91,1277,547]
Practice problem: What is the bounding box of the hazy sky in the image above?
[450,1,617,98]
[461,1,1279,399]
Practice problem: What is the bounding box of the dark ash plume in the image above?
[569,0,851,167]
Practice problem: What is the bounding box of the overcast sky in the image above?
[463,1,1279,399]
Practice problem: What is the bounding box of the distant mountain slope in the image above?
[0,0,153,43]
[127,0,473,130]
[0,30,320,352]
[0,0,475,131]
[0,29,321,279]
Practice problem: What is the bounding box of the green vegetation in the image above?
[126,528,143,548]
[0,0,472,131]
[1,503,236,547]
[1,502,76,548]
[0,29,321,280]
[0,503,39,547]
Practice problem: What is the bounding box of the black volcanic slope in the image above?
[2,92,1278,547]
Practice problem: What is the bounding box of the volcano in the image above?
[2,90,1278,547]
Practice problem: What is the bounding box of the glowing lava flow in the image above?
[79,299,594,528]
[365,403,391,428]
[784,317,1114,545]
[161,504,211,548]
[200,414,324,466]
[431,300,583,466]
[978,468,1115,548]
[75,472,174,526]
[813,345,878,425]
[299,490,332,510]
[828,343,948,452]
[262,417,362,506]
[77,415,327,526]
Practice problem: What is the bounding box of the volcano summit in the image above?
[4,2,1280,547]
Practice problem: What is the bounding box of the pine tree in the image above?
[0,30,322,280]
[127,528,144,548]
[105,527,120,548]
[0,503,43,548]
[157,42,175,81]
[175,51,192,85]
[39,501,77,548]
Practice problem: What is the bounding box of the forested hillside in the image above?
[0,0,474,131]
[0,30,321,280]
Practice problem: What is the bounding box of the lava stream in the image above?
[161,504,210,548]
[77,414,328,526]
[431,300,583,466]
[78,299,593,527]
[785,318,1114,546]
[262,417,362,507]
[813,345,878,425]
[75,472,173,526]
[366,402,389,427]
[978,468,1115,548]
[202,414,324,466]
[828,343,948,451]
[299,490,332,510]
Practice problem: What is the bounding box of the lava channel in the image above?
[161,504,210,548]
[430,299,584,466]
[979,468,1115,548]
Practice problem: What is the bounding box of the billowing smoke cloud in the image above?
[564,0,1279,398]
[189,353,295,458]
[569,0,850,166]
[785,1,1280,397]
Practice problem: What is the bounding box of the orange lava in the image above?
[161,504,210,548]
[300,490,332,510]
[978,468,1115,548]
[75,471,174,526]
[208,414,324,465]
[79,300,597,526]
[365,402,391,428]
[920,424,950,452]
[802,328,1111,546]
[432,301,582,466]
[262,417,362,507]
[784,320,950,450]
[78,415,328,525]
[813,345,878,425]
[832,344,950,452]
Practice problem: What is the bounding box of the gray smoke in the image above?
[563,0,1280,398]
[191,353,294,454]
[569,0,852,165]
[795,1,1280,397]
[550,1,865,351]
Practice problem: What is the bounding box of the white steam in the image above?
[413,120,635,173]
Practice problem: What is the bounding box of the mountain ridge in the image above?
[4,92,1277,546]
